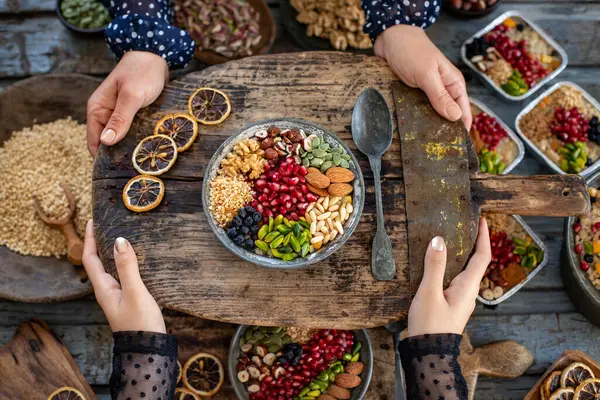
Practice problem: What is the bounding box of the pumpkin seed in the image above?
[268,344,280,353]
[312,149,326,158]
[311,158,324,167]
[319,143,330,151]
[339,159,350,168]
[341,153,351,160]
[333,146,344,154]
[244,329,253,340]
[320,161,332,172]
[302,158,310,167]
[325,153,333,161]
[307,153,314,160]
[312,136,321,148]
[333,153,341,165]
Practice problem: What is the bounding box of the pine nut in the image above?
[309,210,317,223]
[328,204,340,212]
[346,203,353,214]
[329,196,340,206]
[317,212,331,220]
[340,207,347,221]
[323,233,331,244]
[326,218,334,231]
[306,202,315,214]
[310,221,317,234]
[316,203,325,213]
[317,196,324,205]
[335,221,344,235]
[311,236,323,244]
[330,211,339,220]
[329,230,337,240]
[316,220,325,231]
[320,225,328,234]
[323,196,329,210]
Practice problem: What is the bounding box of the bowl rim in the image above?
[564,170,600,304]
[56,0,109,34]
[227,325,374,400]
[202,118,365,269]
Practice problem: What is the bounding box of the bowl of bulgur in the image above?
[516,82,600,176]
[564,170,600,327]
[0,74,100,302]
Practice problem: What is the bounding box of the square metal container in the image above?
[515,81,600,177]
[461,10,568,102]
[470,97,525,174]
[477,215,548,306]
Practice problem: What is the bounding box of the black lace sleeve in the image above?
[399,333,468,400]
[110,331,178,400]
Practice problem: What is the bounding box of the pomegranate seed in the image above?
[582,261,590,271]
[288,176,299,186]
[298,166,308,175]
[306,193,319,202]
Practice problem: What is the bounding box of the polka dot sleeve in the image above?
[104,0,195,69]
[362,0,441,42]
[398,334,468,400]
[110,331,178,400]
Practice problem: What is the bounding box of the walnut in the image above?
[218,138,265,180]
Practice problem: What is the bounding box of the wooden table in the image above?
[2,1,600,398]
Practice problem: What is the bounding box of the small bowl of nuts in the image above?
[202,118,365,269]
[442,0,500,18]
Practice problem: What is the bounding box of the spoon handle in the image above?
[369,157,396,280]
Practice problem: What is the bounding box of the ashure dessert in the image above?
[236,327,365,400]
[518,85,600,174]
[208,125,358,261]
[539,361,599,400]
[479,214,544,302]
[465,16,562,97]
[469,102,520,174]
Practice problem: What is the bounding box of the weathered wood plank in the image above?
[0,0,54,13]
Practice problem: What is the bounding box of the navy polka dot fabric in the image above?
[362,0,441,42]
[104,0,194,69]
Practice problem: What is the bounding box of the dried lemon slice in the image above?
[188,88,231,125]
[574,378,600,400]
[562,362,595,389]
[47,386,86,400]
[177,359,183,384]
[542,371,563,399]
[132,134,178,176]
[550,388,574,400]
[122,175,165,212]
[182,352,224,397]
[175,387,201,400]
[154,113,198,152]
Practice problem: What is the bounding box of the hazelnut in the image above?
[247,365,261,379]
[451,0,462,8]
[260,137,274,150]
[255,130,268,139]
[237,370,250,383]
[267,126,280,137]
[481,288,494,301]
[493,286,504,299]
[479,277,490,290]
[265,148,278,160]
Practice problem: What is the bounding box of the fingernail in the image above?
[446,103,462,121]
[115,237,128,253]
[100,128,116,144]
[431,236,445,252]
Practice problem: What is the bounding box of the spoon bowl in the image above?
[352,88,394,157]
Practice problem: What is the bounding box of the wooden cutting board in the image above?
[92,52,588,329]
[0,319,95,400]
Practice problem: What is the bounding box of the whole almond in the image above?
[344,361,365,375]
[326,167,355,183]
[335,373,361,389]
[328,183,353,197]
[317,395,337,400]
[307,167,321,175]
[307,183,330,197]
[326,384,351,399]
[306,171,330,189]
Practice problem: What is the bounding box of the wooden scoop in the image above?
[32,183,85,267]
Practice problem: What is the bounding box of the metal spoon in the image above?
[352,88,396,280]
[384,320,408,400]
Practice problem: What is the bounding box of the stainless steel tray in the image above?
[470,97,525,174]
[477,215,548,306]
[515,81,600,177]
[461,10,568,102]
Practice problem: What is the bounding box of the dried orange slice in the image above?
[122,175,165,212]
[154,113,198,152]
[132,134,178,176]
[542,371,563,399]
[47,386,86,400]
[175,387,201,400]
[188,88,231,125]
[574,378,600,399]
[182,352,224,397]
[177,359,183,384]
[562,363,595,389]
[550,388,574,400]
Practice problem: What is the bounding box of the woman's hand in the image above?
[82,220,166,333]
[374,24,472,130]
[87,51,169,156]
[408,218,491,336]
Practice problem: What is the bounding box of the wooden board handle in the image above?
[471,174,591,216]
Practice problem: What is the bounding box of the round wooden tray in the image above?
[0,74,99,302]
